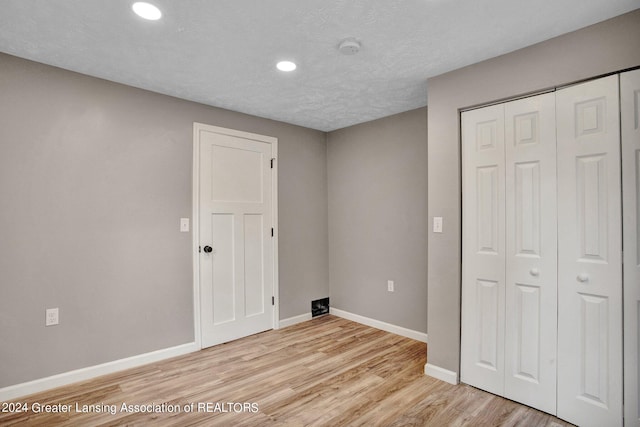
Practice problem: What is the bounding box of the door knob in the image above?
[577,273,589,283]
[529,268,540,277]
[203,245,213,253]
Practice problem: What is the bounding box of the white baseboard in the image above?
[278,312,312,328]
[424,363,459,385]
[329,308,428,343]
[0,342,199,401]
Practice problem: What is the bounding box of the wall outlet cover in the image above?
[46,308,59,326]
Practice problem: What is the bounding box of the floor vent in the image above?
[312,297,329,317]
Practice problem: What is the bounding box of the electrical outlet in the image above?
[180,218,190,232]
[387,280,394,292]
[46,308,59,326]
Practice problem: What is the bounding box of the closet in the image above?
[460,70,639,427]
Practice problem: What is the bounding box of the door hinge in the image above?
[270,158,275,169]
[272,296,275,305]
[271,227,274,237]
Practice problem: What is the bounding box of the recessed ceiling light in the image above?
[132,2,162,20]
[276,61,297,72]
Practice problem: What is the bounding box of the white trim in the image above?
[271,143,280,329]
[329,308,428,343]
[192,123,280,340]
[279,312,313,328]
[193,124,278,144]
[424,363,459,385]
[192,125,202,350]
[0,342,198,401]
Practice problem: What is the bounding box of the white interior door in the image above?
[504,93,557,414]
[196,124,276,348]
[461,104,506,395]
[622,68,640,427]
[556,75,623,427]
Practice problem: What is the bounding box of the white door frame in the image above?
[191,122,279,350]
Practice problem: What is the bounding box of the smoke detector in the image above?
[338,38,361,55]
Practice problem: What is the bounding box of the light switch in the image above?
[433,217,443,233]
[180,218,190,232]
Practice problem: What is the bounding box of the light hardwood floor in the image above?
[1,315,573,426]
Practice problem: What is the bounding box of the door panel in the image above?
[211,213,235,325]
[197,124,275,348]
[504,93,557,414]
[513,283,540,380]
[622,68,640,427]
[477,166,500,254]
[244,213,265,317]
[461,104,506,395]
[211,143,263,203]
[513,161,540,255]
[578,293,609,406]
[576,155,608,261]
[556,75,622,427]
[477,279,500,370]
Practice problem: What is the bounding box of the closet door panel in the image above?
[461,104,506,395]
[504,93,557,414]
[622,68,640,427]
[556,75,623,427]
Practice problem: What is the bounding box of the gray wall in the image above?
[328,108,428,333]
[0,53,328,388]
[427,9,640,374]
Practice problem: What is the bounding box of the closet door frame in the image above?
[621,68,640,427]
[460,72,629,427]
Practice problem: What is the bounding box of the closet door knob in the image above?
[203,245,213,254]
[529,268,540,277]
[577,273,589,283]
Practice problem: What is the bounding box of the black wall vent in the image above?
[311,297,329,317]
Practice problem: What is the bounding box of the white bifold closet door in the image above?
[462,74,625,427]
[461,92,558,413]
[556,75,623,427]
[504,93,557,414]
[622,68,640,427]
[461,103,506,396]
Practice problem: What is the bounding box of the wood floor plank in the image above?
[0,315,574,426]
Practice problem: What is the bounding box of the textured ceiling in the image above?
[1,1,639,131]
